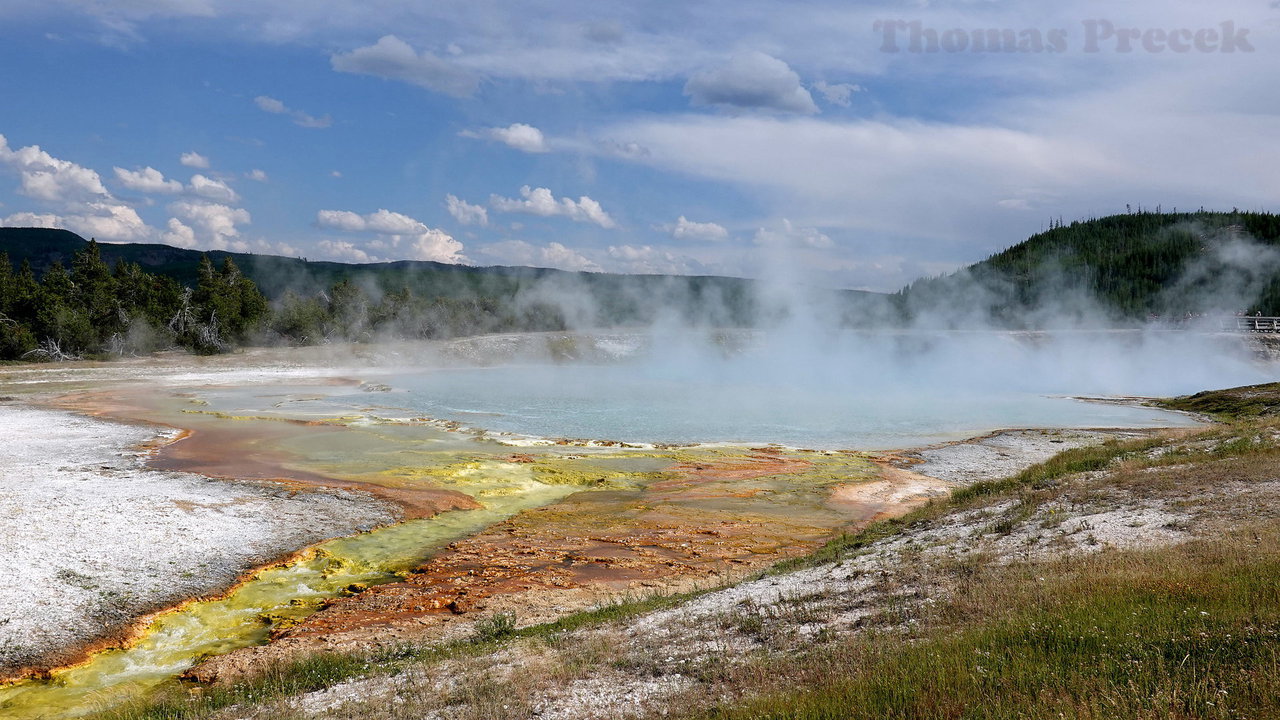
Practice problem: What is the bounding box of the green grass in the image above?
[102,652,375,720]
[699,529,1280,720]
[1155,382,1280,420]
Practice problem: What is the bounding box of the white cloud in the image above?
[316,239,375,263]
[684,52,818,115]
[316,208,426,234]
[664,215,729,242]
[445,194,488,226]
[114,166,183,194]
[406,229,467,262]
[254,95,286,114]
[168,200,251,251]
[0,134,110,203]
[461,123,548,153]
[253,95,332,128]
[161,217,197,248]
[478,240,601,271]
[753,219,832,249]
[179,151,210,169]
[489,185,616,228]
[365,208,429,235]
[315,207,466,263]
[188,174,240,203]
[605,244,695,274]
[812,80,860,107]
[246,169,268,182]
[0,212,60,229]
[329,170,342,178]
[316,209,366,232]
[67,202,152,242]
[331,35,480,97]
[0,135,155,242]
[1,204,151,242]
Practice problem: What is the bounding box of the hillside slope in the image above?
[5,209,1280,334]
[0,228,880,329]
[896,210,1280,325]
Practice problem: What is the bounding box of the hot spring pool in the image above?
[376,366,1199,449]
[187,329,1274,449]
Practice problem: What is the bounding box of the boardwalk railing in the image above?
[1223,316,1280,333]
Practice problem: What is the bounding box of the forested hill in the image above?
[4,209,1280,361]
[0,227,879,330]
[896,210,1280,325]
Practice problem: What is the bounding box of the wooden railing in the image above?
[1223,316,1280,332]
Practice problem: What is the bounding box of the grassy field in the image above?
[698,497,1280,720]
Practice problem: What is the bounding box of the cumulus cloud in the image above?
[0,134,110,203]
[68,202,152,241]
[0,212,61,229]
[1,203,152,242]
[606,244,696,274]
[179,151,209,168]
[316,208,426,234]
[253,95,332,128]
[315,207,466,263]
[315,209,365,232]
[114,166,183,194]
[445,194,488,226]
[167,200,251,251]
[315,239,375,263]
[187,174,240,203]
[754,219,833,249]
[161,217,197,248]
[0,135,155,242]
[461,123,548,153]
[405,229,467,262]
[331,35,480,97]
[489,185,616,228]
[246,169,268,182]
[478,239,601,271]
[684,52,818,115]
[663,215,729,242]
[812,80,860,107]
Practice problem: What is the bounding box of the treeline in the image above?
[265,281,567,344]
[6,209,1280,360]
[0,240,266,360]
[895,210,1280,326]
[0,240,570,361]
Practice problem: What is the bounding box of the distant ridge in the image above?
[5,209,1280,328]
[0,227,883,329]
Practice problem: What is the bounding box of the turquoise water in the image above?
[370,329,1277,448]
[189,329,1270,449]
[383,365,1201,449]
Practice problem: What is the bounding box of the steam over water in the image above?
[378,329,1266,449]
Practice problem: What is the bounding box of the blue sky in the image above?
[0,1,1276,291]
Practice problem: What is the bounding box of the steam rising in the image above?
[278,222,1280,449]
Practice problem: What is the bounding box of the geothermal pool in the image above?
[378,366,1201,448]
[0,330,1273,718]
[215,328,1267,448]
